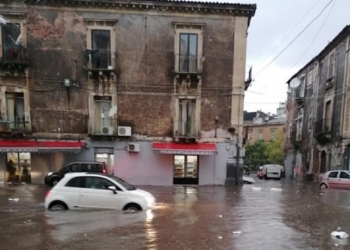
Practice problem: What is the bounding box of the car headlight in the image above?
[47,172,53,176]
[145,196,155,204]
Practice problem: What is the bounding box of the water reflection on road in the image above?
[1,179,350,249]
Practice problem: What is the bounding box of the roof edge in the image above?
[286,25,350,84]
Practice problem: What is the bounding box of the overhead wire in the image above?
[253,0,334,79]
[258,0,320,70]
[288,0,337,70]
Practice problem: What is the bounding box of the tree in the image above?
[266,131,284,165]
[244,141,269,169]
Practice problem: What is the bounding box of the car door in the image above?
[338,171,350,189]
[327,171,340,188]
[61,176,84,209]
[79,176,125,210]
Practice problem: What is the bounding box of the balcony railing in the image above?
[2,44,27,64]
[314,119,332,135]
[176,120,198,138]
[89,118,117,136]
[0,118,30,133]
[175,55,202,74]
[85,49,114,70]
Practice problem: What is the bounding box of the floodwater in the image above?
[1,178,350,250]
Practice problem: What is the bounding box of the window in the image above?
[328,53,334,78]
[307,71,313,86]
[299,77,305,98]
[270,129,276,140]
[179,33,198,73]
[90,30,111,69]
[174,155,198,179]
[66,177,84,188]
[81,164,92,171]
[84,177,116,190]
[340,171,350,179]
[1,23,25,64]
[178,99,196,136]
[61,164,79,173]
[94,96,112,134]
[258,130,263,140]
[295,108,303,141]
[328,171,338,178]
[324,101,332,131]
[6,92,25,130]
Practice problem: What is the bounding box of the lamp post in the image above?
[214,116,219,138]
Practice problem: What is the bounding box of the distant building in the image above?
[243,108,285,145]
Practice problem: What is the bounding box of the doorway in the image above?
[173,155,198,185]
[6,152,31,183]
[95,153,114,174]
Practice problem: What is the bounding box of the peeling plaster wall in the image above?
[19,4,246,138]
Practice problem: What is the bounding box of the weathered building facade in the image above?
[285,25,350,181]
[0,0,256,185]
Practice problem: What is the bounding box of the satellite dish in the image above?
[290,78,301,89]
[108,106,117,117]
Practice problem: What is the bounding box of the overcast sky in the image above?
[214,0,348,114]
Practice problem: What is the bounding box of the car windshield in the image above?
[109,176,136,191]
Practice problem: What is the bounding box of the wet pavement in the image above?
[1,178,350,249]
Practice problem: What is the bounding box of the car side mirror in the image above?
[108,186,117,194]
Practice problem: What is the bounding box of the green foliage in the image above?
[266,131,284,165]
[244,140,269,167]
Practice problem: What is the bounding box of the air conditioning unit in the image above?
[127,143,140,152]
[118,126,132,136]
[101,126,114,135]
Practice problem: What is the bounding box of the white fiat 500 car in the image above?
[45,173,156,212]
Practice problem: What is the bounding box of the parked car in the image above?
[45,172,156,212]
[320,170,350,189]
[262,164,283,180]
[44,161,108,186]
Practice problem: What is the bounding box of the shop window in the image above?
[94,96,112,134]
[6,152,31,183]
[174,155,198,179]
[6,92,25,130]
[178,99,196,136]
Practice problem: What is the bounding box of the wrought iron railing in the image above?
[2,44,27,64]
[176,55,202,73]
[176,120,198,137]
[85,49,114,70]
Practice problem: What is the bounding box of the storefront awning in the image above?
[0,140,84,153]
[152,142,218,155]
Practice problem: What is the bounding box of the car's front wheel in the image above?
[320,183,328,189]
[49,201,68,211]
[123,203,142,213]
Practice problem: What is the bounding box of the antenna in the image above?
[108,106,117,117]
[290,78,301,89]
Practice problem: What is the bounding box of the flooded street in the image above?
[1,179,350,249]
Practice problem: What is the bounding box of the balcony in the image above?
[84,49,116,80]
[0,44,28,74]
[314,118,332,143]
[89,118,118,137]
[0,118,31,137]
[174,120,200,142]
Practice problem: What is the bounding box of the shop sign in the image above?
[94,148,114,154]
[0,148,39,153]
[159,150,216,155]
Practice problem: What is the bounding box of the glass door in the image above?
[173,155,198,185]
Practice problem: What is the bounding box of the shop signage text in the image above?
[159,150,216,155]
[0,148,39,153]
